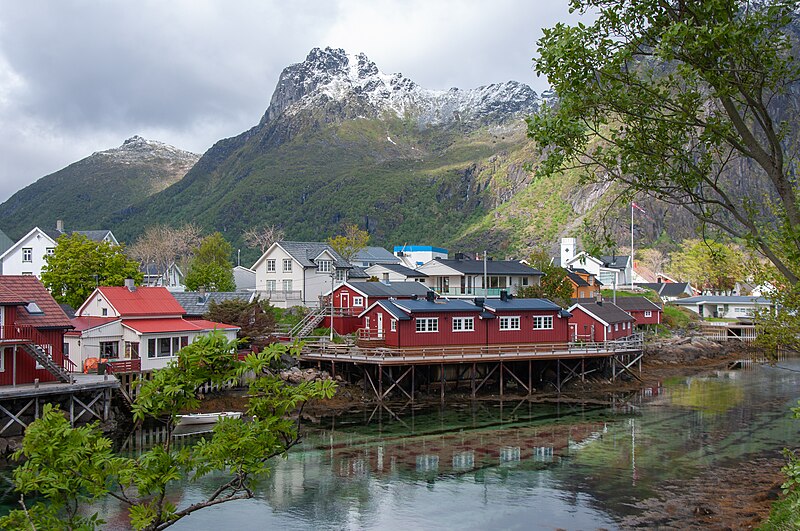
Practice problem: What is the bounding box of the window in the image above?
[614,323,619,331]
[266,259,276,272]
[353,296,364,307]
[282,279,293,292]
[99,341,119,359]
[147,336,188,358]
[46,247,55,256]
[390,319,397,332]
[415,318,438,333]
[452,317,474,332]
[383,273,390,281]
[335,269,345,281]
[101,308,108,316]
[266,280,276,291]
[282,259,293,273]
[21,272,33,276]
[125,342,139,359]
[22,248,32,262]
[317,259,332,273]
[533,316,553,330]
[644,310,652,318]
[499,316,520,331]
[522,277,529,286]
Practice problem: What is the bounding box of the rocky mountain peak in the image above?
[93,136,200,165]
[261,47,540,127]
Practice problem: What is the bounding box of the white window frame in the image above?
[266,280,276,291]
[614,323,619,331]
[499,316,520,331]
[644,310,652,318]
[533,315,553,330]
[452,317,474,332]
[282,259,293,273]
[282,279,293,292]
[45,247,55,256]
[317,259,332,273]
[266,259,276,272]
[22,248,32,262]
[335,269,345,281]
[390,319,397,332]
[415,318,439,333]
[353,296,364,307]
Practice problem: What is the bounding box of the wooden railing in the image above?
[107,358,142,373]
[1,324,73,371]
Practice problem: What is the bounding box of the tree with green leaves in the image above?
[668,238,746,294]
[184,232,236,292]
[327,224,369,262]
[205,296,277,347]
[529,0,800,346]
[0,331,336,530]
[517,249,574,307]
[41,233,143,308]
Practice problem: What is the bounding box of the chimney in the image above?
[561,237,576,267]
[56,219,64,233]
[411,294,418,300]
[124,278,136,292]
[473,297,485,308]
[454,252,466,260]
[500,290,508,302]
[425,291,435,302]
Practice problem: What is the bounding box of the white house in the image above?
[66,282,238,371]
[350,247,401,268]
[393,245,448,269]
[416,256,542,298]
[364,263,428,283]
[670,295,773,319]
[252,241,353,308]
[560,237,633,287]
[0,221,119,278]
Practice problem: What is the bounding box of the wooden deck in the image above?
[301,338,643,366]
[0,373,119,399]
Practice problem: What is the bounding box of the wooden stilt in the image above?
[440,364,445,401]
[528,360,532,397]
[471,363,476,398]
[500,361,504,397]
[411,366,415,402]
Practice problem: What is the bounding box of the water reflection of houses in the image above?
[325,421,606,478]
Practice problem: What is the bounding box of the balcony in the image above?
[431,287,509,297]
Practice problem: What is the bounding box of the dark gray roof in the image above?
[601,255,630,269]
[393,299,483,314]
[569,301,635,325]
[352,246,400,264]
[0,229,12,256]
[373,263,428,277]
[278,241,351,269]
[671,295,771,305]
[349,282,432,298]
[348,266,370,279]
[369,300,412,320]
[71,230,115,243]
[636,282,692,298]
[482,298,563,312]
[566,271,590,287]
[172,291,254,317]
[433,258,543,276]
[59,303,76,319]
[614,296,662,312]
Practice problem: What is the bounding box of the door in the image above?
[377,313,384,339]
[570,323,578,342]
[0,307,4,339]
[341,292,349,313]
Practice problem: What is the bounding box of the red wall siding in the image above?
[0,327,65,385]
[486,311,570,344]
[628,309,662,326]
[569,308,633,342]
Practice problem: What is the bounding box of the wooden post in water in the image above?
[440,363,445,401]
[500,361,504,398]
[471,363,476,398]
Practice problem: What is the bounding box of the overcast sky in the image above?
[0,0,580,202]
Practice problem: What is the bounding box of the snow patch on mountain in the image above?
[263,47,541,127]
[93,136,200,165]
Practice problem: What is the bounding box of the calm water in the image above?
[10,360,800,530]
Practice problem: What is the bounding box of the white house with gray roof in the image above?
[670,295,772,319]
[364,263,428,283]
[252,241,353,308]
[417,257,542,298]
[350,246,401,268]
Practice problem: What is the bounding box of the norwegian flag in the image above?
[632,201,646,214]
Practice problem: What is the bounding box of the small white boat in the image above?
[176,411,242,426]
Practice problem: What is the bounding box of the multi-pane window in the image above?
[614,323,619,331]
[282,280,293,292]
[317,260,332,273]
[266,259,276,272]
[99,341,119,358]
[266,280,276,291]
[45,247,55,256]
[353,296,364,307]
[390,319,397,332]
[644,310,652,318]
[533,316,553,330]
[282,259,293,273]
[335,269,345,281]
[452,317,474,332]
[499,316,520,331]
[147,336,188,358]
[415,318,438,333]
[22,248,32,262]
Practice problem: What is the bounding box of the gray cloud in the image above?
[0,0,575,202]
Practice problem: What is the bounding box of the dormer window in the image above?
[25,302,43,315]
[318,260,332,273]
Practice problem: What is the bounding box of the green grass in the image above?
[662,305,697,329]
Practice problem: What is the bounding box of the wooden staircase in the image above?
[289,307,327,339]
[19,342,72,383]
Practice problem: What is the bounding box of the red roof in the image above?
[69,316,119,333]
[0,276,73,329]
[97,286,185,317]
[121,318,238,334]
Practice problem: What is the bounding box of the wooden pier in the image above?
[301,336,644,401]
[0,374,119,436]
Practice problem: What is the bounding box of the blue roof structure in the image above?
[393,245,449,254]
